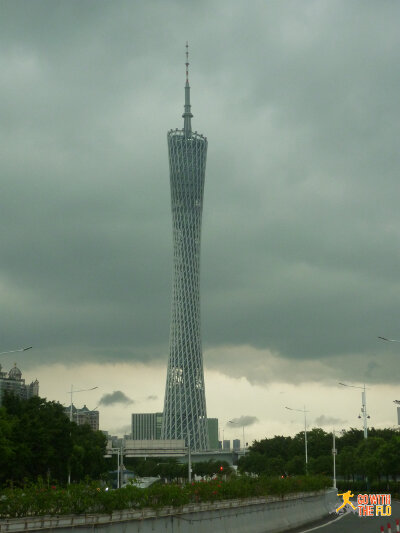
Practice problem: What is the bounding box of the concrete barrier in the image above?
[0,489,339,533]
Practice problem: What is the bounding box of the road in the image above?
[290,499,400,533]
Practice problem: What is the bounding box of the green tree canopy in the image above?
[0,393,107,486]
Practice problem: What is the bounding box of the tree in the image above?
[0,393,107,486]
[286,455,305,476]
[308,455,331,476]
[0,407,15,475]
[337,446,357,482]
[238,452,269,475]
[338,428,364,449]
[377,437,400,485]
[357,437,385,482]
[192,460,231,477]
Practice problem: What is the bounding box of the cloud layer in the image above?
[1,1,400,391]
[314,415,347,427]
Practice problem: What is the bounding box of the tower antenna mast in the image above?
[186,41,189,83]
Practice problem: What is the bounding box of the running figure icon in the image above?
[336,490,357,512]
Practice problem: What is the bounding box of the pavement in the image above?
[288,499,400,533]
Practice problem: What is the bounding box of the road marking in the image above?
[297,512,349,532]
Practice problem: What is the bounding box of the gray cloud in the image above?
[314,415,347,427]
[99,391,134,406]
[228,416,259,428]
[204,345,400,386]
[112,424,132,435]
[147,395,158,401]
[1,1,400,389]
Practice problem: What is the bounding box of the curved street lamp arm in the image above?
[0,346,33,355]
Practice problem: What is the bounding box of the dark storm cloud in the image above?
[228,416,258,428]
[99,391,133,406]
[1,1,400,385]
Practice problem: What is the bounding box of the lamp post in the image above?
[394,400,400,426]
[332,430,337,489]
[104,447,123,488]
[339,382,369,439]
[228,420,246,455]
[0,346,32,356]
[67,385,98,485]
[378,336,400,343]
[187,430,192,483]
[67,385,98,422]
[285,406,309,474]
[339,382,370,491]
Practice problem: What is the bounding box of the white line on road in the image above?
[297,512,349,533]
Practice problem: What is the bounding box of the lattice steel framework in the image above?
[161,46,209,451]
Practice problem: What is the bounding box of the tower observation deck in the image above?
[161,45,209,451]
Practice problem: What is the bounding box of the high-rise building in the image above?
[223,440,231,451]
[161,45,209,451]
[207,418,219,450]
[65,404,99,431]
[132,412,163,440]
[0,363,39,405]
[232,439,241,451]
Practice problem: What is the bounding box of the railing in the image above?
[0,491,325,532]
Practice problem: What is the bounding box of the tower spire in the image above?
[185,41,189,83]
[182,41,193,137]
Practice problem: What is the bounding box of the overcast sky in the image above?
[1,1,400,441]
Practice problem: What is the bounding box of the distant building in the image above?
[207,418,219,450]
[109,435,123,448]
[223,439,230,451]
[132,412,163,440]
[65,404,99,431]
[0,363,39,405]
[232,439,240,451]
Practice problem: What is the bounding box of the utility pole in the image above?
[332,430,337,489]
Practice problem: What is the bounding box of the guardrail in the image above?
[0,489,338,533]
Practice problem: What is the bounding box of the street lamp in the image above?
[67,385,98,422]
[285,405,309,474]
[187,429,192,483]
[378,336,400,343]
[104,447,123,489]
[332,430,337,489]
[339,382,369,439]
[228,420,246,455]
[0,346,32,355]
[67,385,98,485]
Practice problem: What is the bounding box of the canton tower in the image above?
[161,44,209,451]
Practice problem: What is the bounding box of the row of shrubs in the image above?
[0,475,331,518]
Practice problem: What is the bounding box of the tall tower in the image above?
[161,44,209,451]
